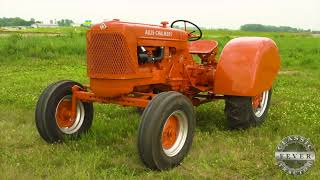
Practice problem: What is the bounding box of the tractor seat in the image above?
[189,40,218,54]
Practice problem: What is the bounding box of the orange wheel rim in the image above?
[162,115,180,150]
[251,90,270,117]
[55,99,75,128]
[252,93,263,110]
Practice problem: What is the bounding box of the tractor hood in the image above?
[86,19,190,97]
[90,19,188,41]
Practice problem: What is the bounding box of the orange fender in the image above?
[213,37,280,96]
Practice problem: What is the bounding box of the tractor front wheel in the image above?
[35,80,93,143]
[138,91,195,170]
[224,89,272,129]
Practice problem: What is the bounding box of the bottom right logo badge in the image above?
[275,135,316,175]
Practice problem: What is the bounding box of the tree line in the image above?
[240,24,310,32]
[0,17,313,32]
[0,17,74,27]
[57,19,74,27]
[0,17,36,27]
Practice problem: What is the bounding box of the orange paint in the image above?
[189,40,218,54]
[162,115,179,149]
[69,20,280,111]
[55,99,75,128]
[252,93,263,109]
[213,37,280,96]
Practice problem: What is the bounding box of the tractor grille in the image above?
[87,32,135,76]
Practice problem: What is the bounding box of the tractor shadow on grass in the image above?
[195,102,228,132]
[92,102,228,143]
[88,105,141,145]
[81,103,230,172]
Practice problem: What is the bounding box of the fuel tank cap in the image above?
[161,21,169,28]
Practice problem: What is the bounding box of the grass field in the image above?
[0,28,319,179]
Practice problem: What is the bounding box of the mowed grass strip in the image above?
[0,31,319,179]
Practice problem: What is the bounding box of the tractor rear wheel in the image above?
[224,89,272,129]
[35,80,93,143]
[138,91,195,170]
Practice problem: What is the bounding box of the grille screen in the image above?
[87,32,135,76]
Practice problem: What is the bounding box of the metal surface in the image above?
[55,95,85,134]
[87,32,135,76]
[71,20,279,111]
[189,40,218,54]
[252,90,269,117]
[162,110,188,157]
[213,37,281,96]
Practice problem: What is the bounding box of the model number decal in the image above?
[145,29,172,37]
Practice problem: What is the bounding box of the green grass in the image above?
[0,27,88,34]
[0,30,320,179]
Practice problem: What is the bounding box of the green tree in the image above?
[30,18,35,24]
[240,24,309,32]
[57,19,74,27]
[0,17,34,27]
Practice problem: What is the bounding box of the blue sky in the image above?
[0,0,319,30]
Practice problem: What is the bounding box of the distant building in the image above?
[311,30,320,34]
[31,23,59,28]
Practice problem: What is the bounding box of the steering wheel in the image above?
[170,20,202,41]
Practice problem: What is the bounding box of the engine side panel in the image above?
[213,37,280,96]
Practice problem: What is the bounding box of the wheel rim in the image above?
[55,95,85,134]
[161,110,188,157]
[252,90,269,117]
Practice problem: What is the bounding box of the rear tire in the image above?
[35,80,93,143]
[138,91,195,170]
[224,89,272,129]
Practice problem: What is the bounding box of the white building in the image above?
[31,23,59,28]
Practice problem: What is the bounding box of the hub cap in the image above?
[252,90,269,117]
[55,95,85,134]
[161,110,188,157]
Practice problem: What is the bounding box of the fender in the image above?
[213,37,280,96]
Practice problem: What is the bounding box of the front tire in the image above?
[35,80,93,143]
[224,89,272,129]
[138,92,195,170]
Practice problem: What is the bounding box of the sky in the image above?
[0,0,319,30]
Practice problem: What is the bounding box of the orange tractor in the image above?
[35,19,280,170]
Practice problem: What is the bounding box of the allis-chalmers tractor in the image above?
[35,19,280,170]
